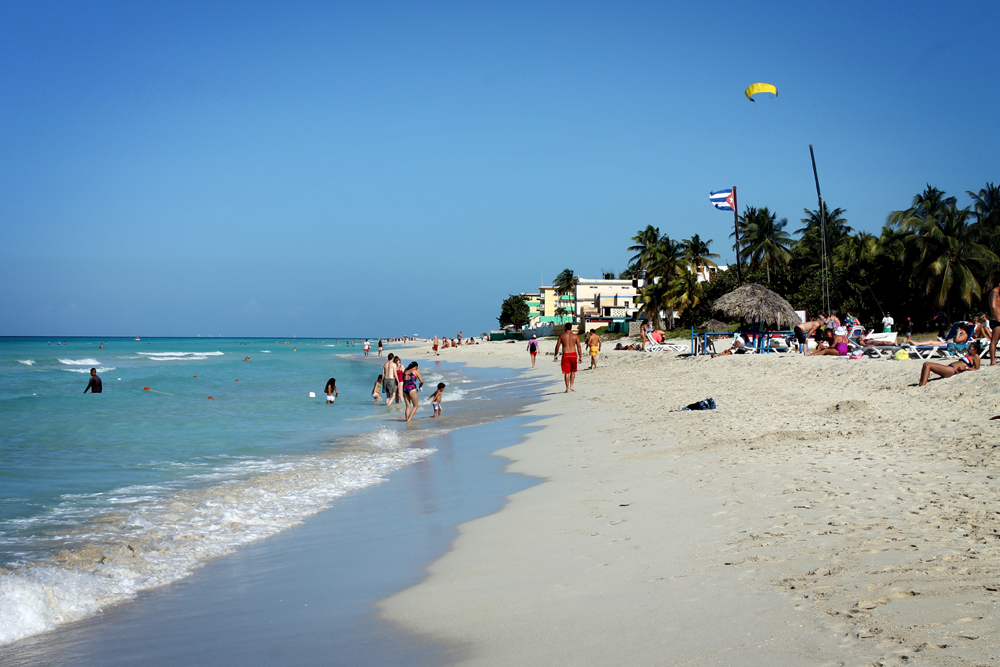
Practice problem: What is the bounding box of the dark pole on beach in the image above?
[732,186,743,286]
[809,145,840,310]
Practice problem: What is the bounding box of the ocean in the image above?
[0,336,530,648]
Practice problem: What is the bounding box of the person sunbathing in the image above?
[857,328,898,346]
[810,327,849,356]
[915,322,975,347]
[918,341,981,385]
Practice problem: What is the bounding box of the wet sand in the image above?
[382,337,1000,666]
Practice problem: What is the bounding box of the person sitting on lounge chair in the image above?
[712,334,747,357]
[973,314,992,340]
[918,341,982,386]
[811,327,850,356]
[917,321,975,347]
[854,328,896,346]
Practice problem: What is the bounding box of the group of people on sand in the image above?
[375,353,445,421]
[431,333,478,355]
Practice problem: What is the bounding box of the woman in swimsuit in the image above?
[810,327,850,356]
[918,341,981,386]
[402,362,424,421]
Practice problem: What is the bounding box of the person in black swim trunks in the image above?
[793,320,822,354]
[989,278,1000,366]
[84,368,102,394]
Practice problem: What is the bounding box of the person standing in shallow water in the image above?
[553,323,582,392]
[382,354,397,405]
[402,362,423,422]
[84,368,102,393]
[377,339,383,357]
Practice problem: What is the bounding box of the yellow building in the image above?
[537,286,575,324]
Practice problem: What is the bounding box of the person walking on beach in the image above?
[432,336,440,356]
[527,335,539,367]
[324,378,338,404]
[586,329,601,369]
[84,368,102,394]
[363,340,371,357]
[377,339,383,357]
[382,354,398,405]
[553,323,582,392]
[989,278,1000,366]
[402,362,424,421]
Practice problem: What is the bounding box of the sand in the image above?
[381,337,1000,666]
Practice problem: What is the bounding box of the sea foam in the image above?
[58,359,101,366]
[0,430,433,646]
[17,360,35,366]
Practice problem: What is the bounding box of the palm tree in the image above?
[683,234,718,281]
[637,236,689,329]
[627,225,661,278]
[892,191,998,309]
[553,269,578,323]
[968,182,1000,228]
[968,183,1000,269]
[833,231,879,270]
[795,203,851,266]
[666,271,704,318]
[553,268,578,296]
[739,207,792,282]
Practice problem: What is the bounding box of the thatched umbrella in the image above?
[712,283,800,329]
[698,318,729,331]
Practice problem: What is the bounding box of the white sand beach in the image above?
[382,338,1000,665]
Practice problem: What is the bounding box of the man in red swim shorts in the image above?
[553,322,583,393]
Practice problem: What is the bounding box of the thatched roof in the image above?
[698,319,729,331]
[712,283,800,329]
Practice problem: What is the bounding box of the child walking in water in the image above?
[429,383,445,417]
[371,375,383,402]
[325,378,338,404]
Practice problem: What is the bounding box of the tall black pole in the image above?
[732,186,743,286]
[809,145,840,309]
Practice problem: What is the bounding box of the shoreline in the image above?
[0,353,539,661]
[381,338,1000,665]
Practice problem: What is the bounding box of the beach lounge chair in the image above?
[645,332,688,353]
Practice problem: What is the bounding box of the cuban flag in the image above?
[709,189,735,211]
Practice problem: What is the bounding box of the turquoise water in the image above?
[0,336,496,645]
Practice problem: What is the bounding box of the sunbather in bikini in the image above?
[918,341,981,386]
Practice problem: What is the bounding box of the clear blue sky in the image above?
[2,1,996,337]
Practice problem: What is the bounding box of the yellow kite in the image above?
[744,83,777,102]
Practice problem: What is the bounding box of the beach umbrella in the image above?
[698,319,729,331]
[712,283,800,329]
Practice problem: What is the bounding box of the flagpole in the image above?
[732,186,743,286]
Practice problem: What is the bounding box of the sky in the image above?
[1,1,997,337]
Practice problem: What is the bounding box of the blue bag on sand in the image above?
[682,398,716,411]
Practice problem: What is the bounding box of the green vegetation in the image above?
[497,294,530,330]
[626,183,1000,330]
